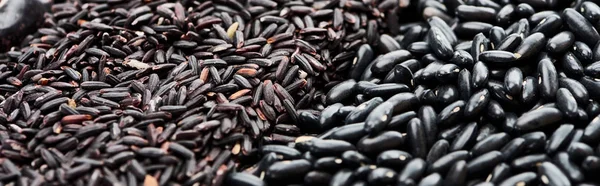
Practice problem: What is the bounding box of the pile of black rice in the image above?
[1,0,600,185]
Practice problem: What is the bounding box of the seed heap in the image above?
[233,1,600,186]
[1,0,600,186]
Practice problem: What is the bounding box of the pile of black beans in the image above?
[231,0,600,186]
[1,0,600,185]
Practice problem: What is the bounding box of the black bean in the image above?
[265,159,311,183]
[430,150,469,174]
[564,8,600,46]
[516,107,563,131]
[377,150,412,168]
[497,172,537,186]
[358,130,403,155]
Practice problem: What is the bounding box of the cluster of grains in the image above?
[2,0,600,186]
[232,0,600,186]
[0,0,393,185]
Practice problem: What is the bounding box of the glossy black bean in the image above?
[479,50,521,66]
[562,52,585,78]
[593,41,600,63]
[444,160,467,186]
[538,162,571,186]
[500,137,527,161]
[326,80,356,105]
[436,64,460,83]
[475,123,498,142]
[418,173,443,186]
[418,106,437,147]
[320,103,343,131]
[583,114,600,145]
[387,111,418,130]
[567,142,594,162]
[581,156,600,173]
[487,163,511,184]
[407,40,431,55]
[502,68,523,97]
[304,171,332,185]
[364,101,395,135]
[353,165,375,180]
[383,59,420,86]
[547,31,575,54]
[428,17,458,46]
[511,154,549,170]
[225,172,266,186]
[500,112,519,135]
[556,88,578,118]
[516,107,563,131]
[436,85,460,107]
[297,111,322,133]
[364,84,410,98]
[531,14,562,37]
[521,131,548,154]
[580,76,600,100]
[563,8,600,47]
[341,151,371,168]
[471,33,489,63]
[451,122,478,151]
[486,27,504,46]
[351,45,374,80]
[429,150,469,174]
[521,76,539,105]
[450,50,475,68]
[398,158,427,185]
[515,32,546,59]
[406,118,427,158]
[456,5,496,23]
[338,106,357,118]
[377,150,412,168]
[454,22,494,39]
[305,139,356,157]
[464,89,491,118]
[367,167,397,185]
[265,159,311,183]
[314,157,345,171]
[439,123,466,141]
[427,139,450,164]
[437,100,466,127]
[379,34,401,54]
[498,172,537,186]
[357,131,404,155]
[496,34,523,52]
[428,27,454,60]
[458,69,472,101]
[496,4,515,26]
[261,145,302,159]
[346,97,383,124]
[467,151,503,178]
[418,61,444,85]
[572,41,593,64]
[538,59,559,100]
[506,18,530,37]
[472,62,489,90]
[386,92,419,115]
[553,152,585,183]
[371,50,413,75]
[587,100,600,118]
[587,61,600,79]
[471,132,511,157]
[330,169,354,186]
